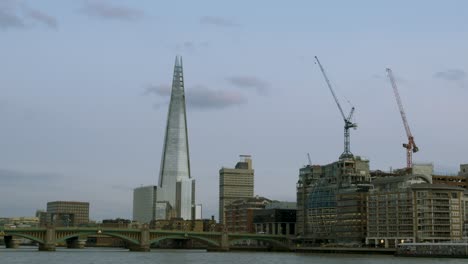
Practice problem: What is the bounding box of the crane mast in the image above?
[315,56,357,160]
[386,68,419,169]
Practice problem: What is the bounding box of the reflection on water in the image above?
[0,248,466,264]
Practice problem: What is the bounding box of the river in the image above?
[0,247,466,264]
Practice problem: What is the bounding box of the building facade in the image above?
[133,57,195,221]
[366,174,465,248]
[219,155,254,224]
[133,185,157,223]
[156,56,195,220]
[224,196,271,233]
[296,156,371,244]
[253,202,297,235]
[43,201,89,227]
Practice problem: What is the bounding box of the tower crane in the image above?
[314,56,357,160]
[386,68,419,169]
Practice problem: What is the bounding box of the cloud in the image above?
[433,69,466,81]
[200,16,239,27]
[80,0,144,21]
[0,9,24,29]
[144,84,247,109]
[25,8,58,29]
[0,1,57,30]
[226,76,270,95]
[188,86,247,109]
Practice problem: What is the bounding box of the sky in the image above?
[1,0,467,221]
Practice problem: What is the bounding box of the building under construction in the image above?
[296,156,371,245]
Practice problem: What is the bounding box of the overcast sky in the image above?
[1,0,467,221]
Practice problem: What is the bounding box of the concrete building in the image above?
[219,155,254,224]
[224,196,271,233]
[44,201,89,227]
[253,202,296,235]
[296,156,371,244]
[133,185,157,223]
[366,174,465,248]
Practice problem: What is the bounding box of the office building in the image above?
[219,155,254,224]
[133,56,195,221]
[156,56,195,220]
[44,201,89,227]
[133,185,157,223]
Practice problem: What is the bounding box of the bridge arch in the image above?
[149,235,220,248]
[2,232,44,244]
[56,232,139,245]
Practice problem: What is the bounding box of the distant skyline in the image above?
[1,0,467,220]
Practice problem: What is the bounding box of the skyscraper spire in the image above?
[157,56,194,220]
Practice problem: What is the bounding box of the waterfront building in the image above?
[296,156,371,244]
[219,155,254,224]
[43,201,89,227]
[366,174,465,248]
[253,202,297,235]
[224,196,271,233]
[133,185,157,223]
[0,216,39,228]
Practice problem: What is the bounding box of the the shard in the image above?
[157,56,195,220]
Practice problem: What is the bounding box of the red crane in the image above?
[386,68,419,169]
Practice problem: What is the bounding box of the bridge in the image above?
[0,226,292,251]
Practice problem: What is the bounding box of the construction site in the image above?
[296,57,468,248]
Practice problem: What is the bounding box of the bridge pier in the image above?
[4,236,21,249]
[220,231,230,251]
[38,226,56,251]
[66,237,87,249]
[128,225,150,252]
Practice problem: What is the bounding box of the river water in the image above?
[0,247,466,264]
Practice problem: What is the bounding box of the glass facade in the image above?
[157,56,194,220]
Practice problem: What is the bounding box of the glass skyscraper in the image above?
[157,56,195,220]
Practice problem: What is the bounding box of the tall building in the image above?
[156,56,195,220]
[43,201,89,227]
[133,185,157,223]
[219,155,254,224]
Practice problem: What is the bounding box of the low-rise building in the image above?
[253,202,296,235]
[224,196,271,233]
